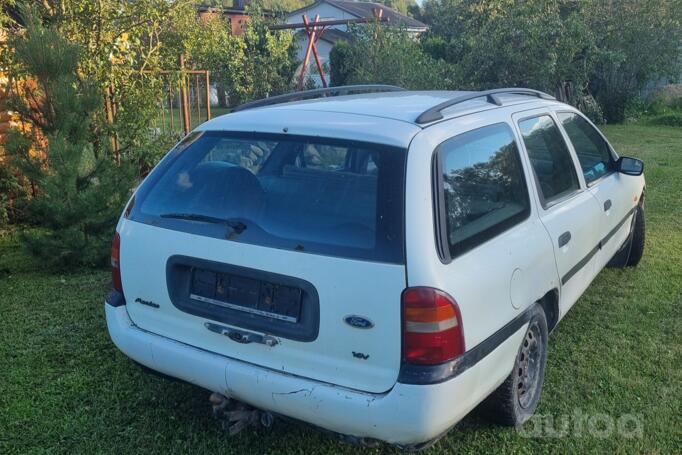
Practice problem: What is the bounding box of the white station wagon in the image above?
[106,86,645,449]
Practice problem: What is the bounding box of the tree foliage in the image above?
[585,0,682,122]
[6,9,134,266]
[179,0,297,106]
[330,22,454,89]
[0,0,297,238]
[419,0,682,123]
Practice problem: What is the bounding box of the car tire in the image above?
[625,204,645,267]
[479,305,548,426]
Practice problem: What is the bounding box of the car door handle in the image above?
[558,231,572,248]
[604,199,612,211]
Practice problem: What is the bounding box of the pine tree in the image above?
[7,10,133,267]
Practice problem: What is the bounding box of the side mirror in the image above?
[617,156,644,176]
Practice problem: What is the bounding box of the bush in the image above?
[329,41,354,87]
[647,112,682,128]
[621,86,682,124]
[649,85,682,110]
[329,23,455,90]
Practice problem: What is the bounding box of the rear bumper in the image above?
[105,303,523,445]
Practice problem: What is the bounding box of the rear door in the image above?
[514,111,603,314]
[555,111,639,268]
[119,132,407,393]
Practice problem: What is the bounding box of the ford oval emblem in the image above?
[344,315,374,329]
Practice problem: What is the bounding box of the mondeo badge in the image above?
[343,315,374,329]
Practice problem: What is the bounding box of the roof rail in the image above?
[415,88,555,124]
[233,85,405,112]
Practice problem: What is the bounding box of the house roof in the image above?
[288,0,427,30]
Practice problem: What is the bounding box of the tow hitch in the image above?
[209,392,274,436]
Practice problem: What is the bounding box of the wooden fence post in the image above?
[205,70,211,120]
[179,55,191,135]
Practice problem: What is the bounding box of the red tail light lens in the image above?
[402,287,465,365]
[111,232,123,293]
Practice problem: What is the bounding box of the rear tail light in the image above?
[402,287,465,365]
[111,232,123,293]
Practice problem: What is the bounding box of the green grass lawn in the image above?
[1,125,681,454]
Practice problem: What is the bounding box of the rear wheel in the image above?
[479,305,548,426]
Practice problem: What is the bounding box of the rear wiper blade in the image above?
[160,213,247,235]
[160,213,228,224]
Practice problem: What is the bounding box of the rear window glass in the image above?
[436,123,530,259]
[131,132,406,263]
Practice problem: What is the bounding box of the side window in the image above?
[518,115,580,207]
[436,123,530,258]
[557,112,615,184]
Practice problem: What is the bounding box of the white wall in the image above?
[294,35,334,64]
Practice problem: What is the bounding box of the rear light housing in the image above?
[111,232,123,293]
[402,287,465,365]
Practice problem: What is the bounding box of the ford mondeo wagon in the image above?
[105,86,645,449]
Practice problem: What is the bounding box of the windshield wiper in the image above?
[160,213,247,236]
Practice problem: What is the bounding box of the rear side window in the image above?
[132,132,406,263]
[435,123,530,259]
[518,115,580,207]
[557,112,615,184]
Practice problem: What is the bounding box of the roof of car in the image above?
[218,90,559,124]
[263,91,473,123]
[198,90,561,148]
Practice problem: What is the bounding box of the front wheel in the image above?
[479,305,548,426]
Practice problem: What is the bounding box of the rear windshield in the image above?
[130,131,406,263]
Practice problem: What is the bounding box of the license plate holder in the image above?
[189,268,302,323]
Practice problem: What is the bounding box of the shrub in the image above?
[329,22,456,90]
[329,41,354,87]
[649,85,682,110]
[647,113,682,128]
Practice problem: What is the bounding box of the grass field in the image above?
[1,124,681,454]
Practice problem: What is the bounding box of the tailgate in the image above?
[120,220,405,393]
